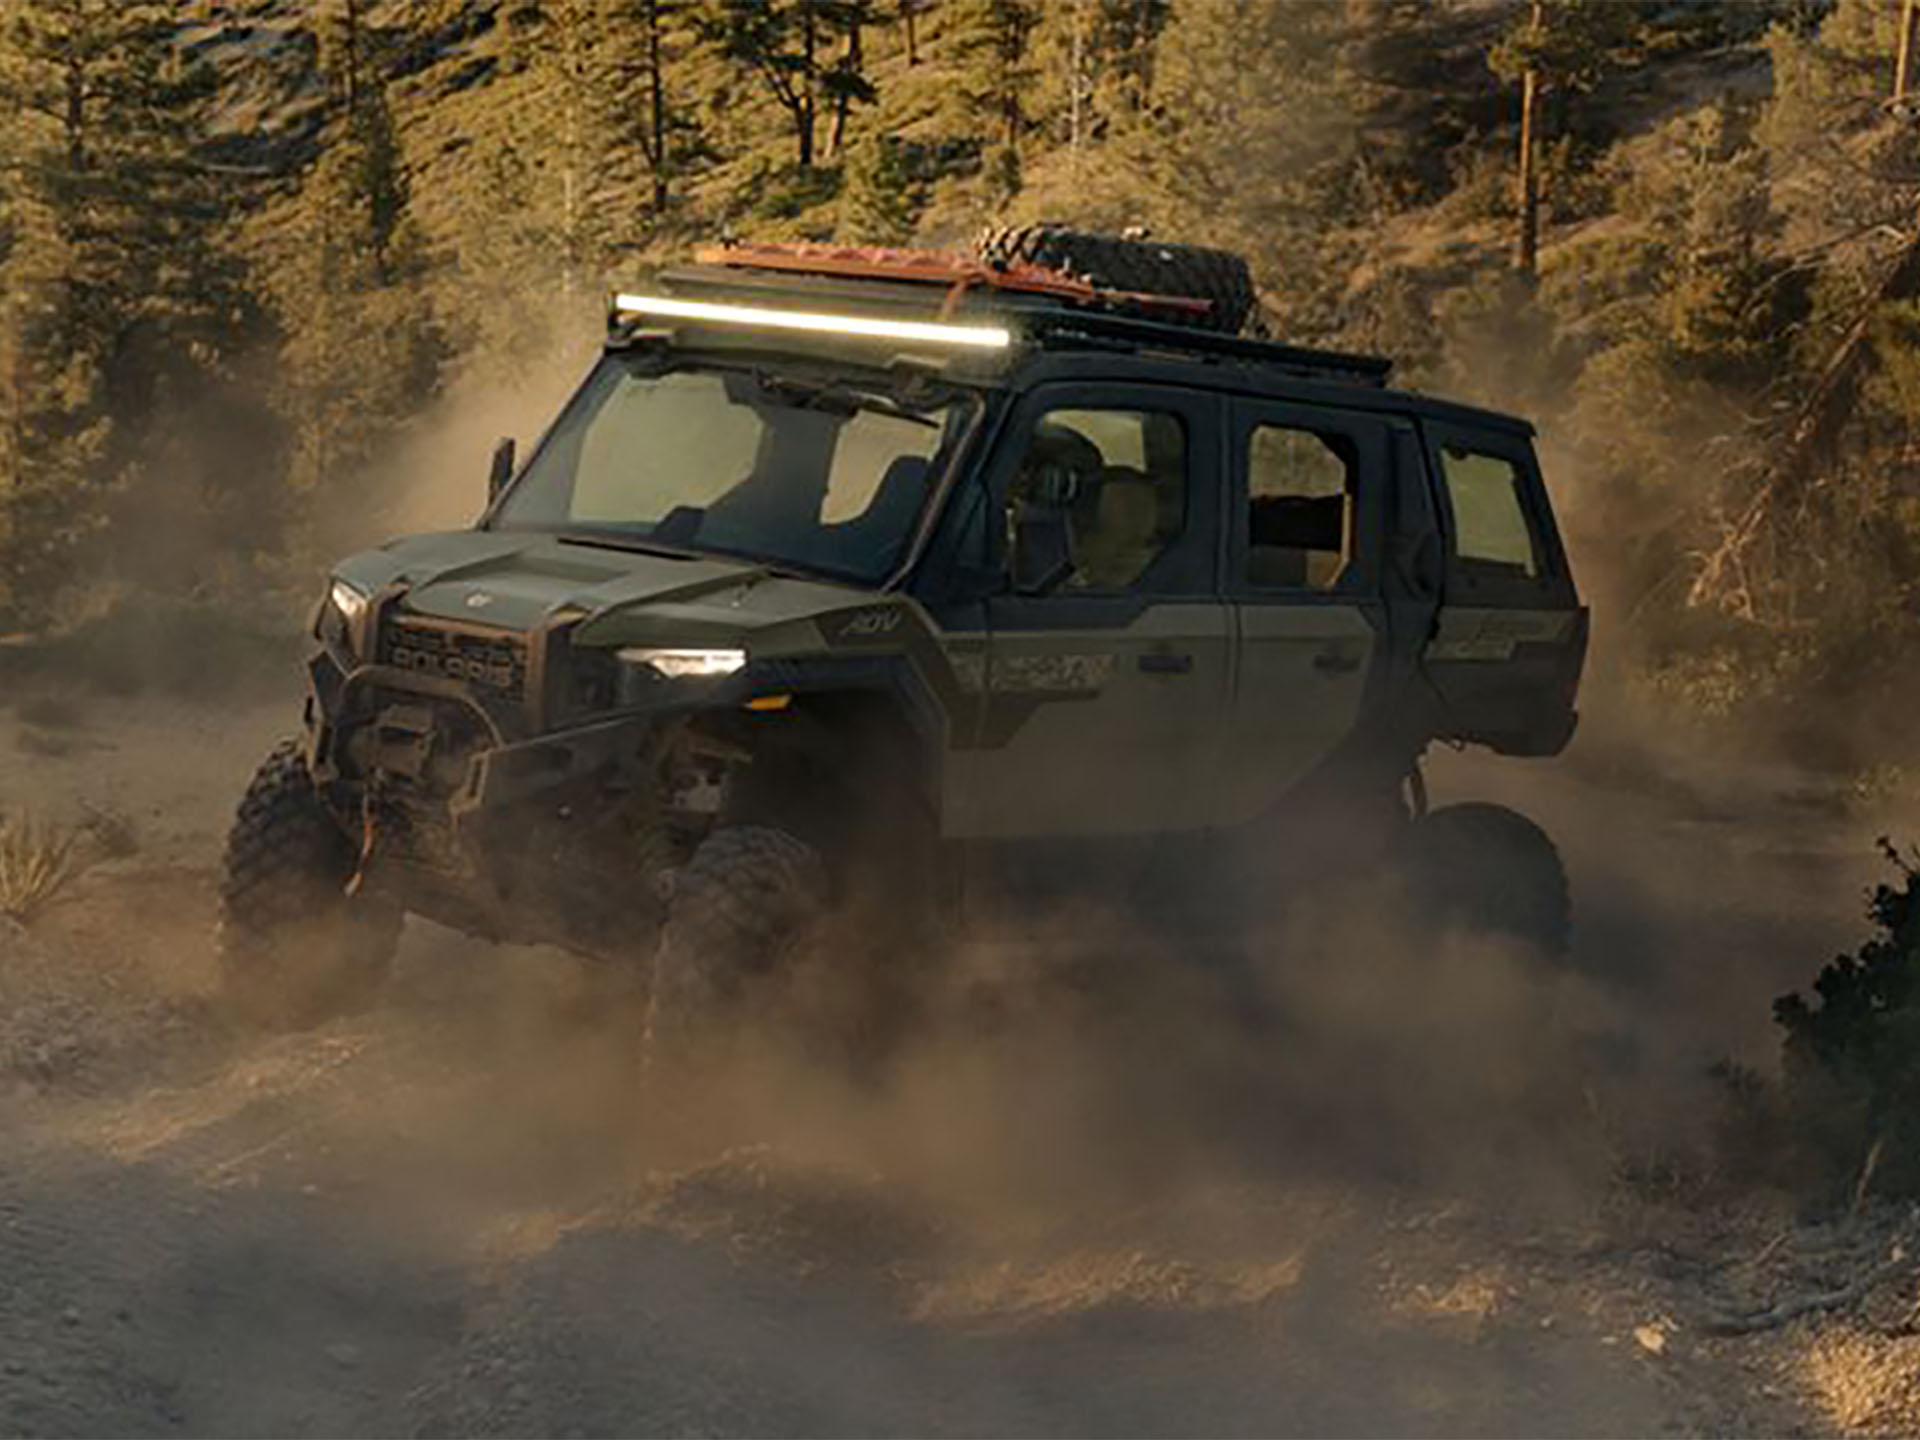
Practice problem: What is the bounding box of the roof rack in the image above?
[642,242,1395,387]
[693,240,1215,323]
[1025,309,1393,386]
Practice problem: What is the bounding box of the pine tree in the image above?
[1031,0,1170,171]
[894,0,925,67]
[824,0,875,158]
[837,134,924,242]
[699,0,875,169]
[501,0,609,302]
[1489,0,1642,278]
[599,0,705,213]
[0,0,263,625]
[945,0,1040,151]
[1085,0,1169,119]
[270,1,444,515]
[1762,0,1920,248]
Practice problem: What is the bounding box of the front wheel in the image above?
[218,740,401,1030]
[641,825,827,1072]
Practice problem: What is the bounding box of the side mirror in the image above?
[487,436,516,503]
[1011,501,1074,595]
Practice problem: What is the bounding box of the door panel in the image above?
[1217,604,1376,828]
[1217,399,1392,825]
[950,602,1231,838]
[1420,420,1586,755]
[953,382,1230,869]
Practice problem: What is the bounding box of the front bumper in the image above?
[302,637,755,956]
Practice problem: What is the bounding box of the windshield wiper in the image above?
[752,372,941,428]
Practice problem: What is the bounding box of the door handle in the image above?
[1312,647,1361,676]
[1138,650,1194,675]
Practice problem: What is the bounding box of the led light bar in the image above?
[613,293,1012,350]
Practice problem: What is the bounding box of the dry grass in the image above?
[0,813,86,923]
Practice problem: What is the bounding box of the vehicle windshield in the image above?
[490,356,976,582]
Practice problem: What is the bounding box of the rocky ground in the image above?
[3,684,1919,1437]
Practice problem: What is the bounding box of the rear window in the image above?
[1438,445,1540,577]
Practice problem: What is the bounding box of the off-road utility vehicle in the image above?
[219,230,1587,1042]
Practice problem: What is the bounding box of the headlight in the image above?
[617,646,747,680]
[329,578,370,627]
[318,577,372,659]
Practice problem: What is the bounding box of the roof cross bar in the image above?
[1027,310,1392,384]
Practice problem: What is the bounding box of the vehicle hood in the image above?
[334,530,877,651]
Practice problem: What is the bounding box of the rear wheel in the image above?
[1394,802,1571,961]
[218,740,401,1030]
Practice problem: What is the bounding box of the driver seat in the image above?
[1075,465,1162,588]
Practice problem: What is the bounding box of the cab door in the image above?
[1213,398,1392,827]
[945,383,1230,890]
[1420,420,1586,755]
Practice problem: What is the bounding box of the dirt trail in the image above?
[0,690,1912,1437]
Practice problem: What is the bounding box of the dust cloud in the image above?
[2,320,1908,1438]
[334,349,595,548]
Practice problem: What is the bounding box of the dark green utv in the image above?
[218,231,1587,1041]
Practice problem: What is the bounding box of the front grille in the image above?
[378,615,530,704]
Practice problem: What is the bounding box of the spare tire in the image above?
[974,224,1259,335]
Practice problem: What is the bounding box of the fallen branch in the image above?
[1704,1250,1911,1336]
[1690,220,1920,618]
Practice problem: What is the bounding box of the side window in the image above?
[1009,407,1186,591]
[1439,445,1540,577]
[1245,424,1356,591]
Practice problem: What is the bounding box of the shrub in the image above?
[0,814,85,924]
[1774,839,1920,1200]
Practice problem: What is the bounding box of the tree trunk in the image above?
[1131,0,1154,105]
[1068,0,1086,171]
[828,13,861,157]
[64,54,84,173]
[646,0,668,209]
[903,0,919,65]
[797,0,817,167]
[1694,222,1920,617]
[342,0,361,118]
[1514,0,1542,278]
[1516,66,1538,276]
[1898,0,1919,105]
[1781,231,1920,484]
[999,22,1020,149]
[560,0,583,301]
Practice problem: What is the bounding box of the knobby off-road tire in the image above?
[642,825,827,1071]
[1395,802,1572,962]
[218,740,401,1030]
[973,224,1260,335]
